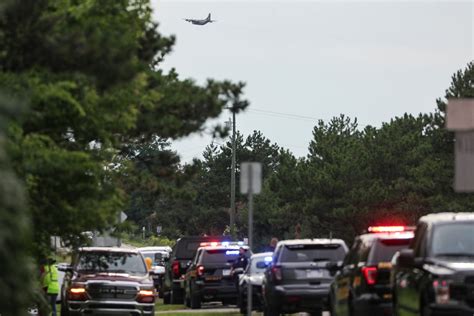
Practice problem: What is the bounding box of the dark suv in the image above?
[59,247,156,316]
[393,213,474,316]
[262,239,348,316]
[184,245,250,309]
[330,226,414,316]
[162,236,230,304]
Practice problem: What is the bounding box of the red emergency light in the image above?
[368,226,408,233]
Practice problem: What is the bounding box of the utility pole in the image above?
[230,108,237,232]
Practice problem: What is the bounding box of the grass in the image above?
[155,299,186,312]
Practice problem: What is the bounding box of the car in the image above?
[59,247,156,316]
[330,225,415,316]
[183,243,250,309]
[262,238,348,316]
[392,212,474,316]
[162,235,231,304]
[138,247,170,298]
[237,252,273,314]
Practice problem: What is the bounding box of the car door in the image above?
[334,240,360,316]
[395,223,428,316]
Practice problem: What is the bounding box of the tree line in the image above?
[126,62,474,249]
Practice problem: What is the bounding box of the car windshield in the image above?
[431,222,474,259]
[280,244,345,263]
[141,252,166,266]
[76,251,147,275]
[368,238,412,264]
[201,249,241,264]
[249,258,268,274]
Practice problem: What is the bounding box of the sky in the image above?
[151,0,473,162]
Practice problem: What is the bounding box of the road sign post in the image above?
[446,99,474,192]
[240,162,262,316]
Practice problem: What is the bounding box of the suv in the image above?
[393,213,474,316]
[238,252,273,314]
[184,244,250,309]
[59,247,156,316]
[162,236,231,304]
[330,226,414,316]
[262,239,348,316]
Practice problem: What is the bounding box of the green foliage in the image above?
[0,0,248,258]
[126,62,474,247]
[0,96,32,316]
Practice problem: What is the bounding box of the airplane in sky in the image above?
[184,13,216,26]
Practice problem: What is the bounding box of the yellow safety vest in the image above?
[42,264,59,295]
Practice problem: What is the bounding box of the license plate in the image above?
[222,269,231,276]
[307,270,323,278]
[205,276,221,281]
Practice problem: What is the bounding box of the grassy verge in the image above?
[155,299,185,312]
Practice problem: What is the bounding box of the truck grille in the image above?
[87,284,138,300]
[450,283,474,308]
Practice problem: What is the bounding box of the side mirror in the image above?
[397,249,415,268]
[326,261,343,272]
[57,264,73,273]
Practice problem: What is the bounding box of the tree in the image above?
[0,0,248,256]
[0,94,33,316]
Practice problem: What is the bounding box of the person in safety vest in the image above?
[145,257,153,271]
[41,258,59,316]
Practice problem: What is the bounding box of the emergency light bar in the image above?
[367,226,415,233]
[199,241,246,247]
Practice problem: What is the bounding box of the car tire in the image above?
[60,303,69,316]
[190,286,201,309]
[263,303,280,316]
[163,291,170,304]
[170,287,182,304]
[310,310,322,316]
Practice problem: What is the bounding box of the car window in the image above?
[368,238,412,264]
[201,249,241,264]
[280,244,346,263]
[76,252,147,275]
[430,222,474,258]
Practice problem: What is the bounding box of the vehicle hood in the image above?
[73,272,152,285]
[424,258,474,277]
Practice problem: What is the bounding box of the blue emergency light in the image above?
[226,250,240,255]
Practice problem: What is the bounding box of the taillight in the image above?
[137,289,155,303]
[433,280,450,304]
[362,266,378,285]
[172,261,180,278]
[197,265,205,277]
[68,287,88,301]
[271,266,282,282]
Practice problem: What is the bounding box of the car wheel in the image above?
[170,287,182,304]
[60,303,69,316]
[238,291,246,314]
[190,286,201,309]
[163,291,170,304]
[310,310,322,316]
[263,303,280,316]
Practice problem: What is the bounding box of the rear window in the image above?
[76,251,147,275]
[368,238,412,264]
[280,244,346,263]
[174,238,231,259]
[201,249,241,264]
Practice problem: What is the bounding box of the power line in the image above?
[247,108,319,121]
